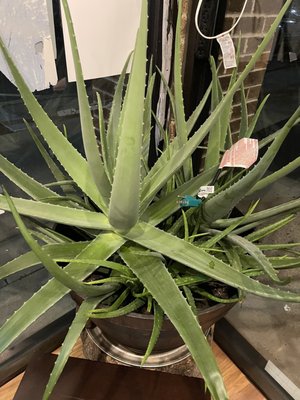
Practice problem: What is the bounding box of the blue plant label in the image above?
[178,195,202,208]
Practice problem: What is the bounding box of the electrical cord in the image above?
[195,0,249,40]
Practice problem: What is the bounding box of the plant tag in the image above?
[0,210,4,215]
[217,33,237,70]
[220,138,258,169]
[178,195,202,208]
[198,186,215,199]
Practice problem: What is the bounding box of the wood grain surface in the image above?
[0,341,265,400]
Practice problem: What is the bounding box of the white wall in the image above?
[0,0,142,91]
[61,0,142,81]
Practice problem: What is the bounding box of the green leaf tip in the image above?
[108,0,148,231]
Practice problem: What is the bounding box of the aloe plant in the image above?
[0,1,300,399]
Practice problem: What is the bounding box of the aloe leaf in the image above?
[86,275,135,285]
[125,222,300,302]
[222,232,287,284]
[120,246,227,400]
[173,0,186,144]
[0,280,71,355]
[140,123,220,208]
[203,201,258,249]
[0,195,111,230]
[5,190,117,297]
[0,233,125,354]
[231,214,292,237]
[226,245,243,273]
[61,0,110,205]
[196,287,241,304]
[39,195,92,210]
[108,0,147,232]
[141,1,292,209]
[180,209,189,241]
[271,257,300,268]
[245,95,270,138]
[96,92,112,183]
[219,38,246,148]
[0,242,89,280]
[156,67,176,129]
[202,105,300,223]
[57,259,131,276]
[24,120,75,195]
[219,97,232,152]
[107,53,132,164]
[182,285,197,314]
[204,57,222,170]
[29,229,59,245]
[142,73,156,166]
[242,255,300,271]
[213,198,300,228]
[92,288,131,314]
[0,36,106,212]
[0,154,60,202]
[186,83,212,136]
[142,166,217,225]
[249,156,300,194]
[173,0,191,181]
[142,302,164,365]
[239,82,248,138]
[168,207,195,236]
[45,180,75,188]
[259,118,300,149]
[34,226,73,244]
[89,298,144,318]
[259,243,300,251]
[245,214,295,242]
[42,296,109,400]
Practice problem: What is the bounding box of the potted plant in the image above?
[0,0,300,399]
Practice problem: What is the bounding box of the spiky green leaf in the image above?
[204,57,222,170]
[61,0,110,205]
[239,82,248,138]
[244,95,269,138]
[141,0,293,210]
[142,166,217,223]
[0,233,124,354]
[42,296,110,400]
[24,120,75,195]
[0,242,89,280]
[202,106,300,223]
[0,154,59,201]
[213,198,300,229]
[125,222,300,302]
[0,35,106,211]
[249,156,300,194]
[108,0,147,231]
[142,302,164,365]
[120,245,227,400]
[107,53,132,165]
[0,195,111,230]
[5,190,116,297]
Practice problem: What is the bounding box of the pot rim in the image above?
[125,301,235,321]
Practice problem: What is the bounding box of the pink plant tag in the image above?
[219,138,259,169]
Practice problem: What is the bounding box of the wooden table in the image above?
[0,341,265,400]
